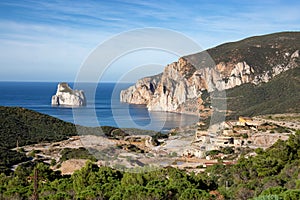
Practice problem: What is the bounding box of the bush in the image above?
[60,147,97,162]
[280,189,300,200]
[206,150,220,156]
[253,194,280,200]
[260,186,286,196]
[222,146,234,154]
[179,188,210,200]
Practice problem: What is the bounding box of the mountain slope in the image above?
[120,32,300,116]
[205,31,300,74]
[226,66,300,117]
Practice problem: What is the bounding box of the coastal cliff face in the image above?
[52,83,86,106]
[120,32,300,115]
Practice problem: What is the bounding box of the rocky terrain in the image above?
[51,82,86,106]
[120,32,300,116]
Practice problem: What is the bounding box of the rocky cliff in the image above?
[120,32,300,115]
[52,82,86,106]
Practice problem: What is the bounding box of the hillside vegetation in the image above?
[185,32,299,75]
[226,66,300,117]
[0,106,77,149]
[207,31,300,73]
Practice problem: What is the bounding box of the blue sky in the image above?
[0,0,299,82]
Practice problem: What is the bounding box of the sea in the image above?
[0,82,199,132]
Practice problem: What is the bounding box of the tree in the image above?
[179,188,210,200]
[71,161,99,193]
[121,172,145,186]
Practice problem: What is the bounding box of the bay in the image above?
[0,82,199,132]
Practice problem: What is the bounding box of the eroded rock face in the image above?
[120,48,299,115]
[51,83,86,106]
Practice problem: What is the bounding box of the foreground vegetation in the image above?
[0,131,299,199]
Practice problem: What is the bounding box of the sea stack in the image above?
[51,82,86,106]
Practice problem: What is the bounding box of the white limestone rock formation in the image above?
[51,83,86,106]
[120,49,299,115]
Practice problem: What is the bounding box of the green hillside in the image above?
[226,66,300,117]
[0,106,77,149]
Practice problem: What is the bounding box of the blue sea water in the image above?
[0,82,199,132]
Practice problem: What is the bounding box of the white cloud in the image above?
[0,0,299,81]
[0,20,112,81]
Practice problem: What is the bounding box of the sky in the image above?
[0,0,299,82]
